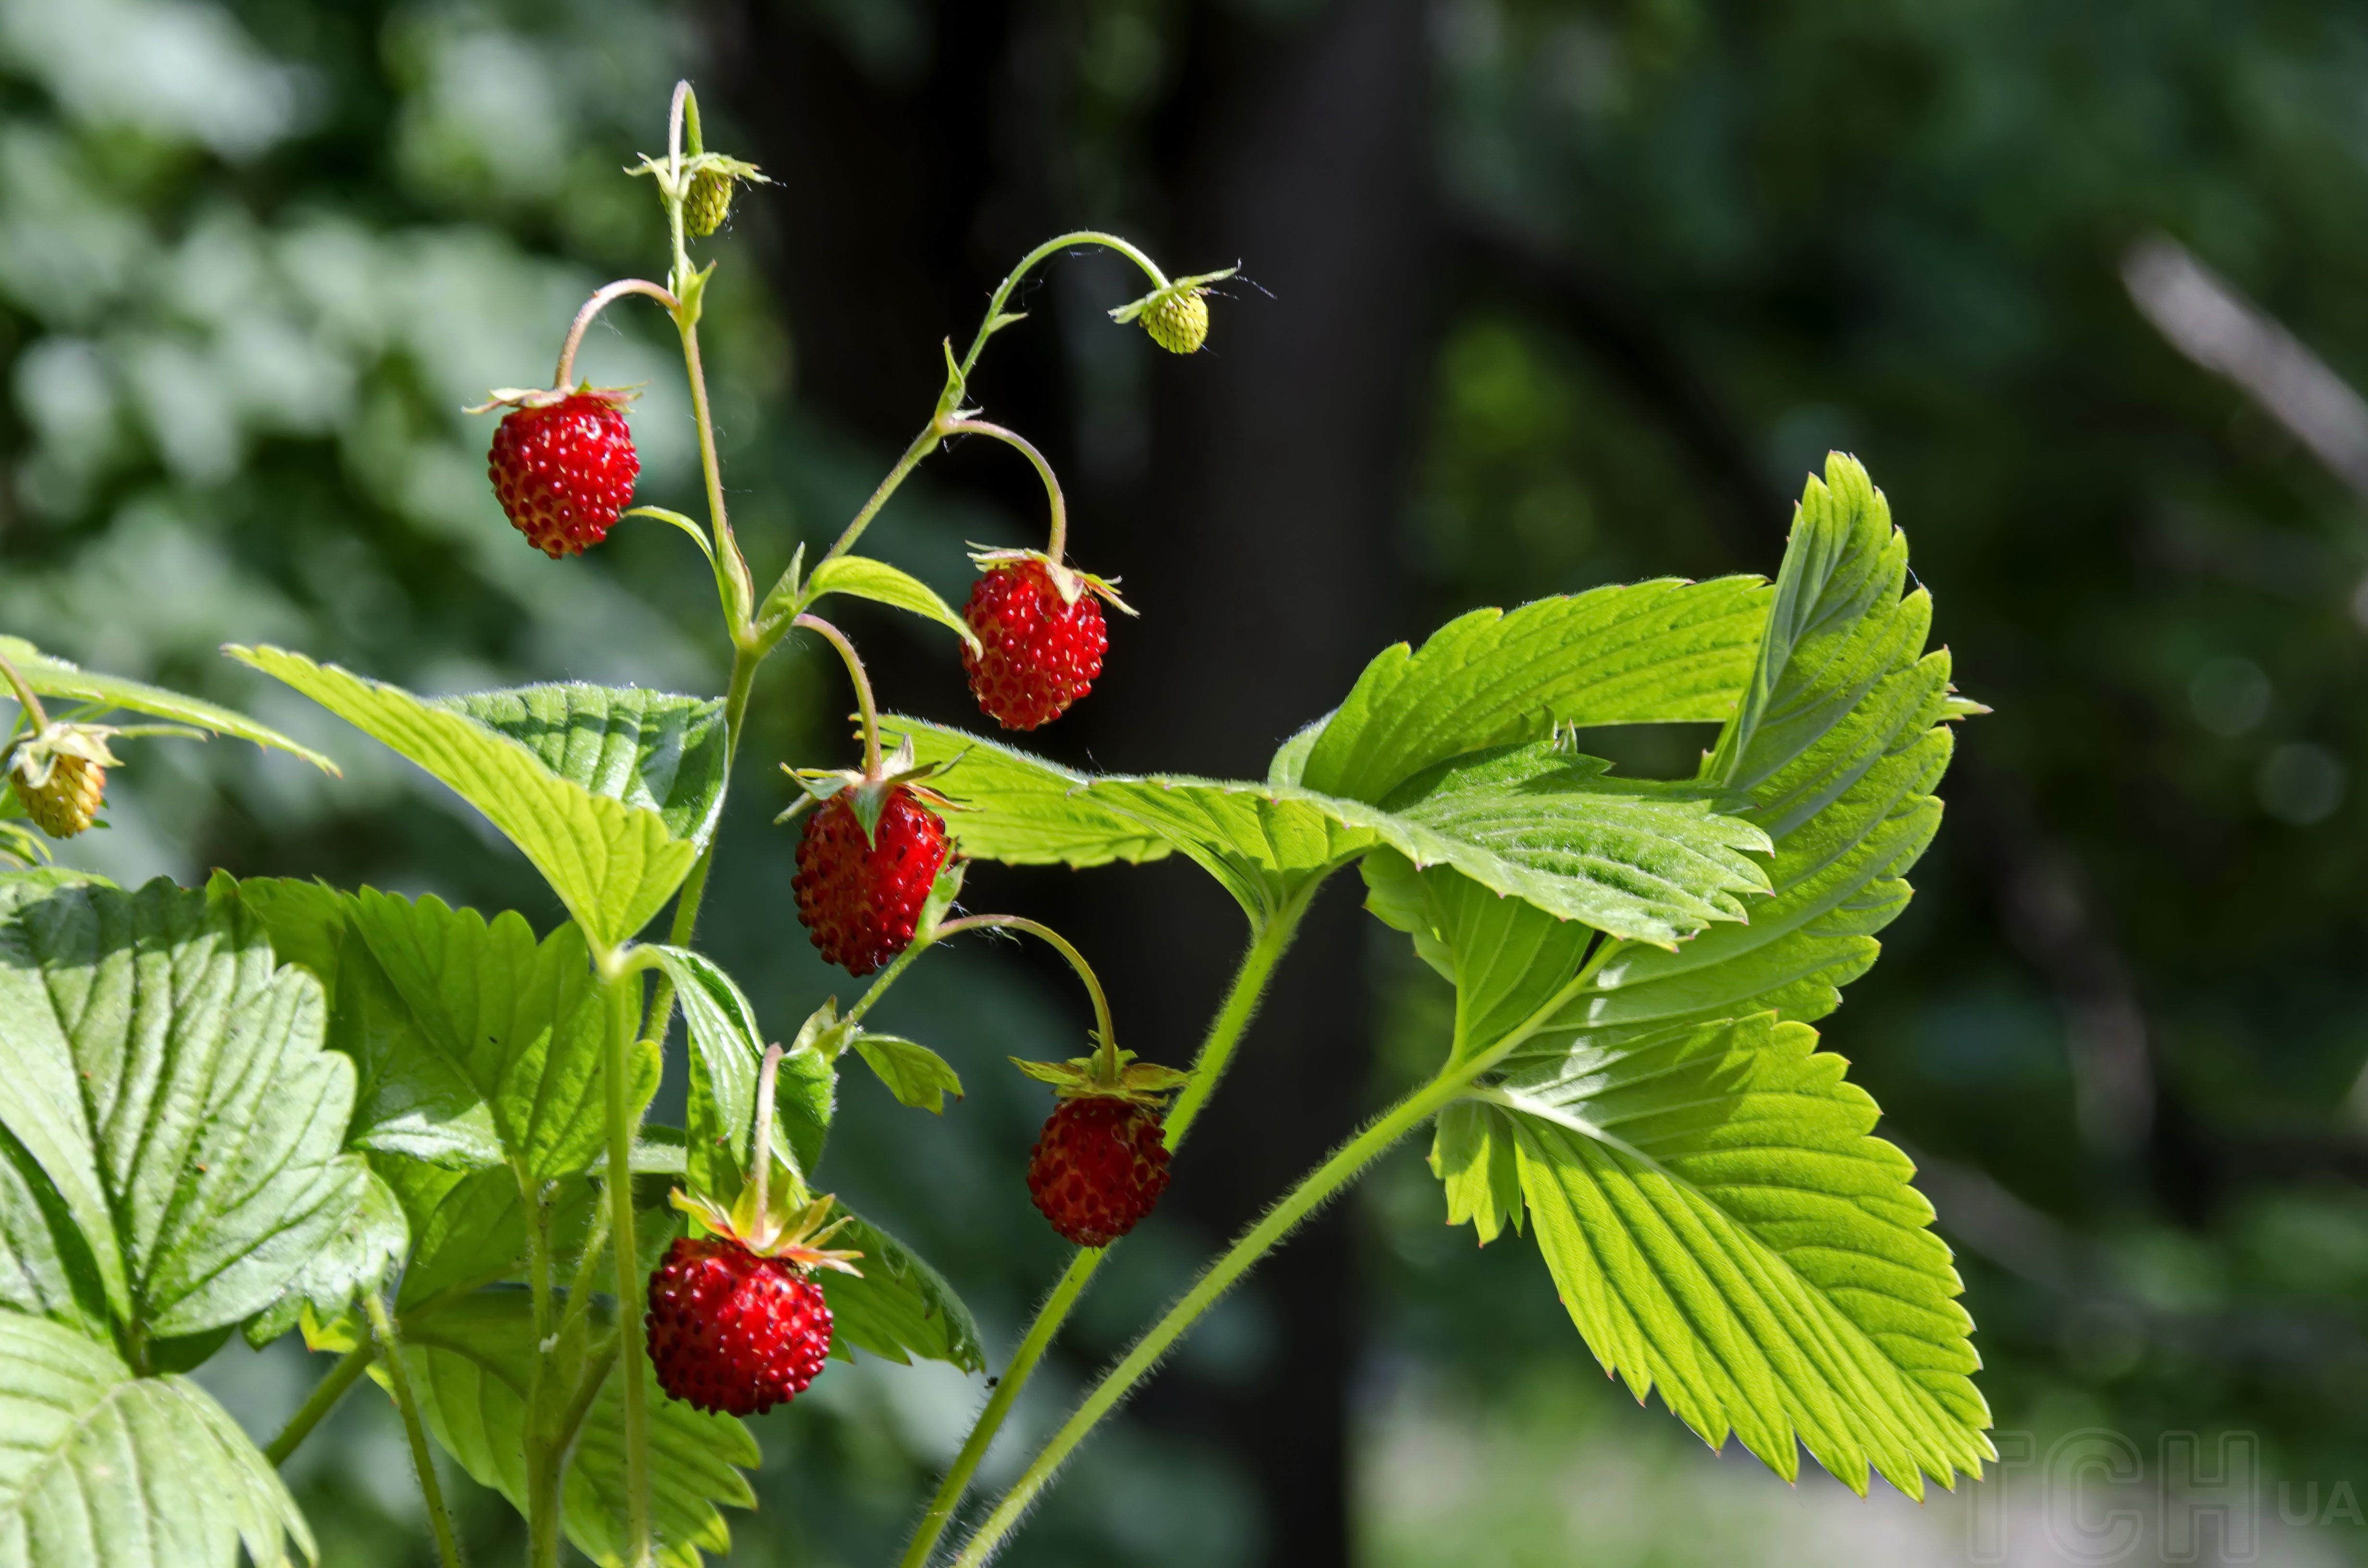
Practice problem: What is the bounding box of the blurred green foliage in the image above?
[5,0,2368,1565]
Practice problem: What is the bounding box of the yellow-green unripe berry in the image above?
[22,754,103,838]
[1143,288,1209,355]
[687,170,734,237]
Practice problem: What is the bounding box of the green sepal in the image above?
[1108,266,1239,325]
[1009,1050,1189,1103]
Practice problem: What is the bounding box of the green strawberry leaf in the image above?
[0,873,373,1339]
[2,635,339,774]
[0,1116,111,1336]
[373,1160,528,1312]
[1294,575,1770,803]
[0,1313,315,1567]
[851,1033,963,1113]
[0,818,50,869]
[822,1206,986,1373]
[799,555,982,655]
[342,889,652,1182]
[1479,1011,1989,1498]
[389,1292,755,1568]
[879,726,1175,869]
[649,947,834,1191]
[240,1166,408,1348]
[225,648,695,948]
[896,721,1769,943]
[1410,456,1990,1497]
[1531,453,1972,1045]
[438,684,730,851]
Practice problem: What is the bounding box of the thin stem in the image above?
[264,1343,375,1465]
[938,419,1069,562]
[557,1198,615,1345]
[936,915,1116,1068]
[792,614,883,776]
[0,647,49,732]
[552,279,684,389]
[817,422,940,570]
[642,642,760,1046]
[752,1043,786,1218]
[843,927,936,1028]
[677,317,754,635]
[949,935,1616,1568]
[894,1253,1098,1568]
[600,965,654,1564]
[953,231,1171,388]
[365,1293,465,1568]
[892,913,1306,1568]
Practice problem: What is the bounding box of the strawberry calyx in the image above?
[966,547,1137,617]
[1108,266,1240,331]
[464,381,640,416]
[1009,1048,1190,1108]
[776,733,960,845]
[4,721,120,795]
[668,1188,863,1275]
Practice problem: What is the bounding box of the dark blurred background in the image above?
[5,1,2368,1564]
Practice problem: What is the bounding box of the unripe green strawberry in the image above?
[687,170,734,237]
[1143,288,1209,355]
[21,752,103,838]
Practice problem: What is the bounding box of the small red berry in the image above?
[487,394,639,558]
[792,787,952,976]
[647,1235,833,1416]
[962,561,1108,730]
[1026,1097,1172,1248]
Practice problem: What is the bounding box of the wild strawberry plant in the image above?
[0,83,1990,1568]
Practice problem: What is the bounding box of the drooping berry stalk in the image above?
[948,933,1627,1568]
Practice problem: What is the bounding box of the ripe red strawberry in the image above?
[647,1235,833,1416]
[792,786,952,976]
[1026,1097,1172,1248]
[962,560,1111,730]
[486,392,639,558]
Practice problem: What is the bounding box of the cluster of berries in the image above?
[483,212,1213,1420]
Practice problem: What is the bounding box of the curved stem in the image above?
[677,317,753,635]
[892,911,1306,1568]
[954,231,1171,387]
[264,1342,374,1465]
[792,614,882,776]
[936,915,1115,1066]
[365,1293,466,1568]
[0,647,49,732]
[553,279,684,389]
[599,965,653,1564]
[948,938,1621,1568]
[938,420,1069,563]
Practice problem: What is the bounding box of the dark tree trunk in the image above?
[711,3,1433,1563]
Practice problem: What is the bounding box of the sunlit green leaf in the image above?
[0,1314,314,1567]
[800,555,982,655]
[649,947,833,1190]
[0,635,339,774]
[851,1033,963,1113]
[1295,576,1769,803]
[0,874,372,1338]
[440,684,730,851]
[226,648,695,948]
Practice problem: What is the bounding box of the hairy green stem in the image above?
[552,279,683,390]
[934,915,1117,1068]
[642,642,760,1047]
[817,423,940,572]
[948,931,1618,1568]
[365,1293,466,1568]
[0,647,49,732]
[600,966,654,1565]
[893,907,1307,1568]
[793,614,884,775]
[264,1343,374,1465]
[937,420,1069,562]
[953,231,1170,388]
